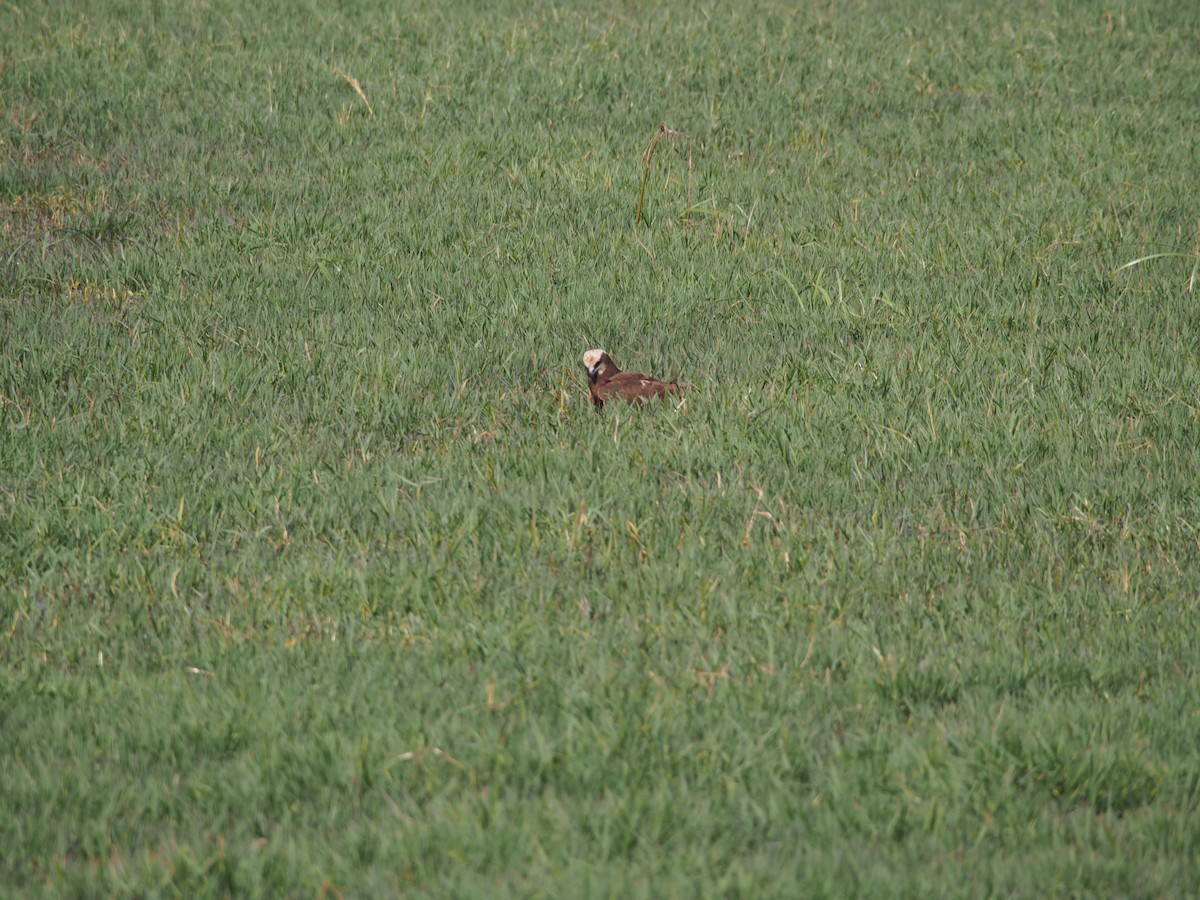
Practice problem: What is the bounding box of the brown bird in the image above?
[582,348,685,410]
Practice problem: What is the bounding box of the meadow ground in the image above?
[3,0,1200,895]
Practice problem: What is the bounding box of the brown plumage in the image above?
[582,348,685,410]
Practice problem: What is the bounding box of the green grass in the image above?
[3,0,1200,894]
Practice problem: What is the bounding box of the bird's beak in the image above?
[588,363,600,378]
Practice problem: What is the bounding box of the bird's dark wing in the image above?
[598,372,680,403]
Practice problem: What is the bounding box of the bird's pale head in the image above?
[582,348,606,377]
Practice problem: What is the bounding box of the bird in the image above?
[581,348,685,410]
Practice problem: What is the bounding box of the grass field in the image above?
[3,0,1200,895]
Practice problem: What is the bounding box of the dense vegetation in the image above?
[3,0,1199,894]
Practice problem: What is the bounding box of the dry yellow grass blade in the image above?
[334,67,375,120]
